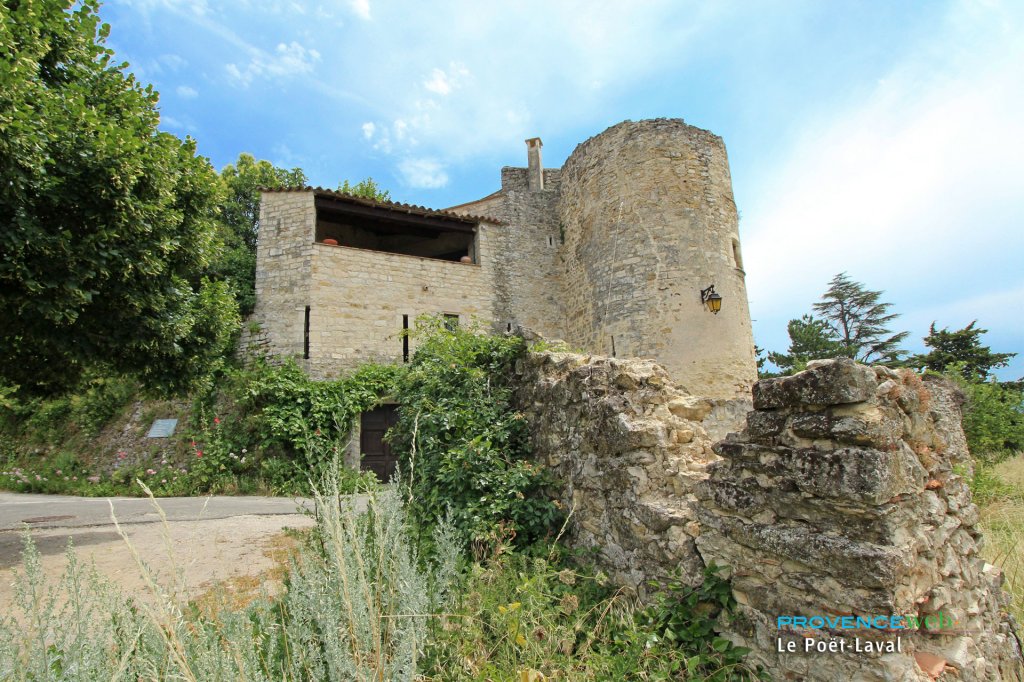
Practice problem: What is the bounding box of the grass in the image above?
[977,455,1024,627]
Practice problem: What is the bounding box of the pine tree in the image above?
[907,321,1015,381]
[812,273,908,363]
[767,315,846,374]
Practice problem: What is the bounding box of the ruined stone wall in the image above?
[557,119,757,400]
[516,351,1020,679]
[513,349,741,589]
[305,229,497,379]
[245,192,315,361]
[695,359,1022,681]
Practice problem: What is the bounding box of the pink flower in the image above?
[146,469,156,475]
[196,451,203,458]
[191,441,197,447]
[87,475,100,483]
[55,469,62,475]
[213,417,220,425]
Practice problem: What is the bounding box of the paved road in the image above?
[0,493,362,607]
[0,492,314,531]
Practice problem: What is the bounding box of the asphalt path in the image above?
[0,492,314,532]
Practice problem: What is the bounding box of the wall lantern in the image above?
[700,285,722,314]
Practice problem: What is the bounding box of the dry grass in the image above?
[189,529,308,620]
[978,455,1024,627]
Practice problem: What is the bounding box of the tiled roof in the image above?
[261,186,500,224]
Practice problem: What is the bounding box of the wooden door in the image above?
[360,405,399,482]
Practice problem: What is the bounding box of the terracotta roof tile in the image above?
[261,186,501,225]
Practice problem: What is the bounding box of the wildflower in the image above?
[117,453,126,460]
[72,476,78,481]
[241,448,247,454]
[161,459,168,465]
[559,593,579,615]
[162,479,167,484]
[35,474,41,481]
[214,417,220,425]
[55,469,62,475]
[63,477,69,481]
[240,457,246,464]
[146,469,156,476]
[557,569,576,586]
[87,475,100,483]
[191,441,197,447]
[196,451,203,458]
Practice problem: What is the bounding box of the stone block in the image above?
[752,358,876,409]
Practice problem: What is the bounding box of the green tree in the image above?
[906,321,1015,381]
[767,315,846,374]
[338,177,391,202]
[813,272,908,363]
[0,0,237,394]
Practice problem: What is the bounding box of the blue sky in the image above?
[103,0,1023,378]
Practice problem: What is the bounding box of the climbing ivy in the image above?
[389,316,561,553]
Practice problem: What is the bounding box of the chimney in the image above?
[525,137,544,191]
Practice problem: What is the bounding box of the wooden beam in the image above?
[315,196,477,233]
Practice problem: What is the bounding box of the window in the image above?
[732,238,744,270]
[303,306,311,359]
[443,314,459,331]
[402,314,409,363]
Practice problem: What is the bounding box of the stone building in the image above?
[246,118,758,403]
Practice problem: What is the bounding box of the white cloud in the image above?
[226,41,322,87]
[423,63,469,96]
[398,158,448,189]
[159,53,187,71]
[349,0,370,20]
[176,85,199,98]
[361,122,376,139]
[745,0,1024,373]
[743,0,1024,321]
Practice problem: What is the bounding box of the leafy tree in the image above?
[812,272,908,363]
[0,0,237,394]
[906,321,1015,381]
[338,177,391,202]
[767,315,846,375]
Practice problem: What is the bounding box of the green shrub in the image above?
[422,547,763,681]
[230,358,401,459]
[388,316,560,553]
[958,377,1024,463]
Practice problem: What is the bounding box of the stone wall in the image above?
[513,349,741,589]
[695,359,1022,681]
[515,351,1021,679]
[305,232,497,379]
[247,192,315,361]
[557,119,757,400]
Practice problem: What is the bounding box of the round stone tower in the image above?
[556,119,757,399]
